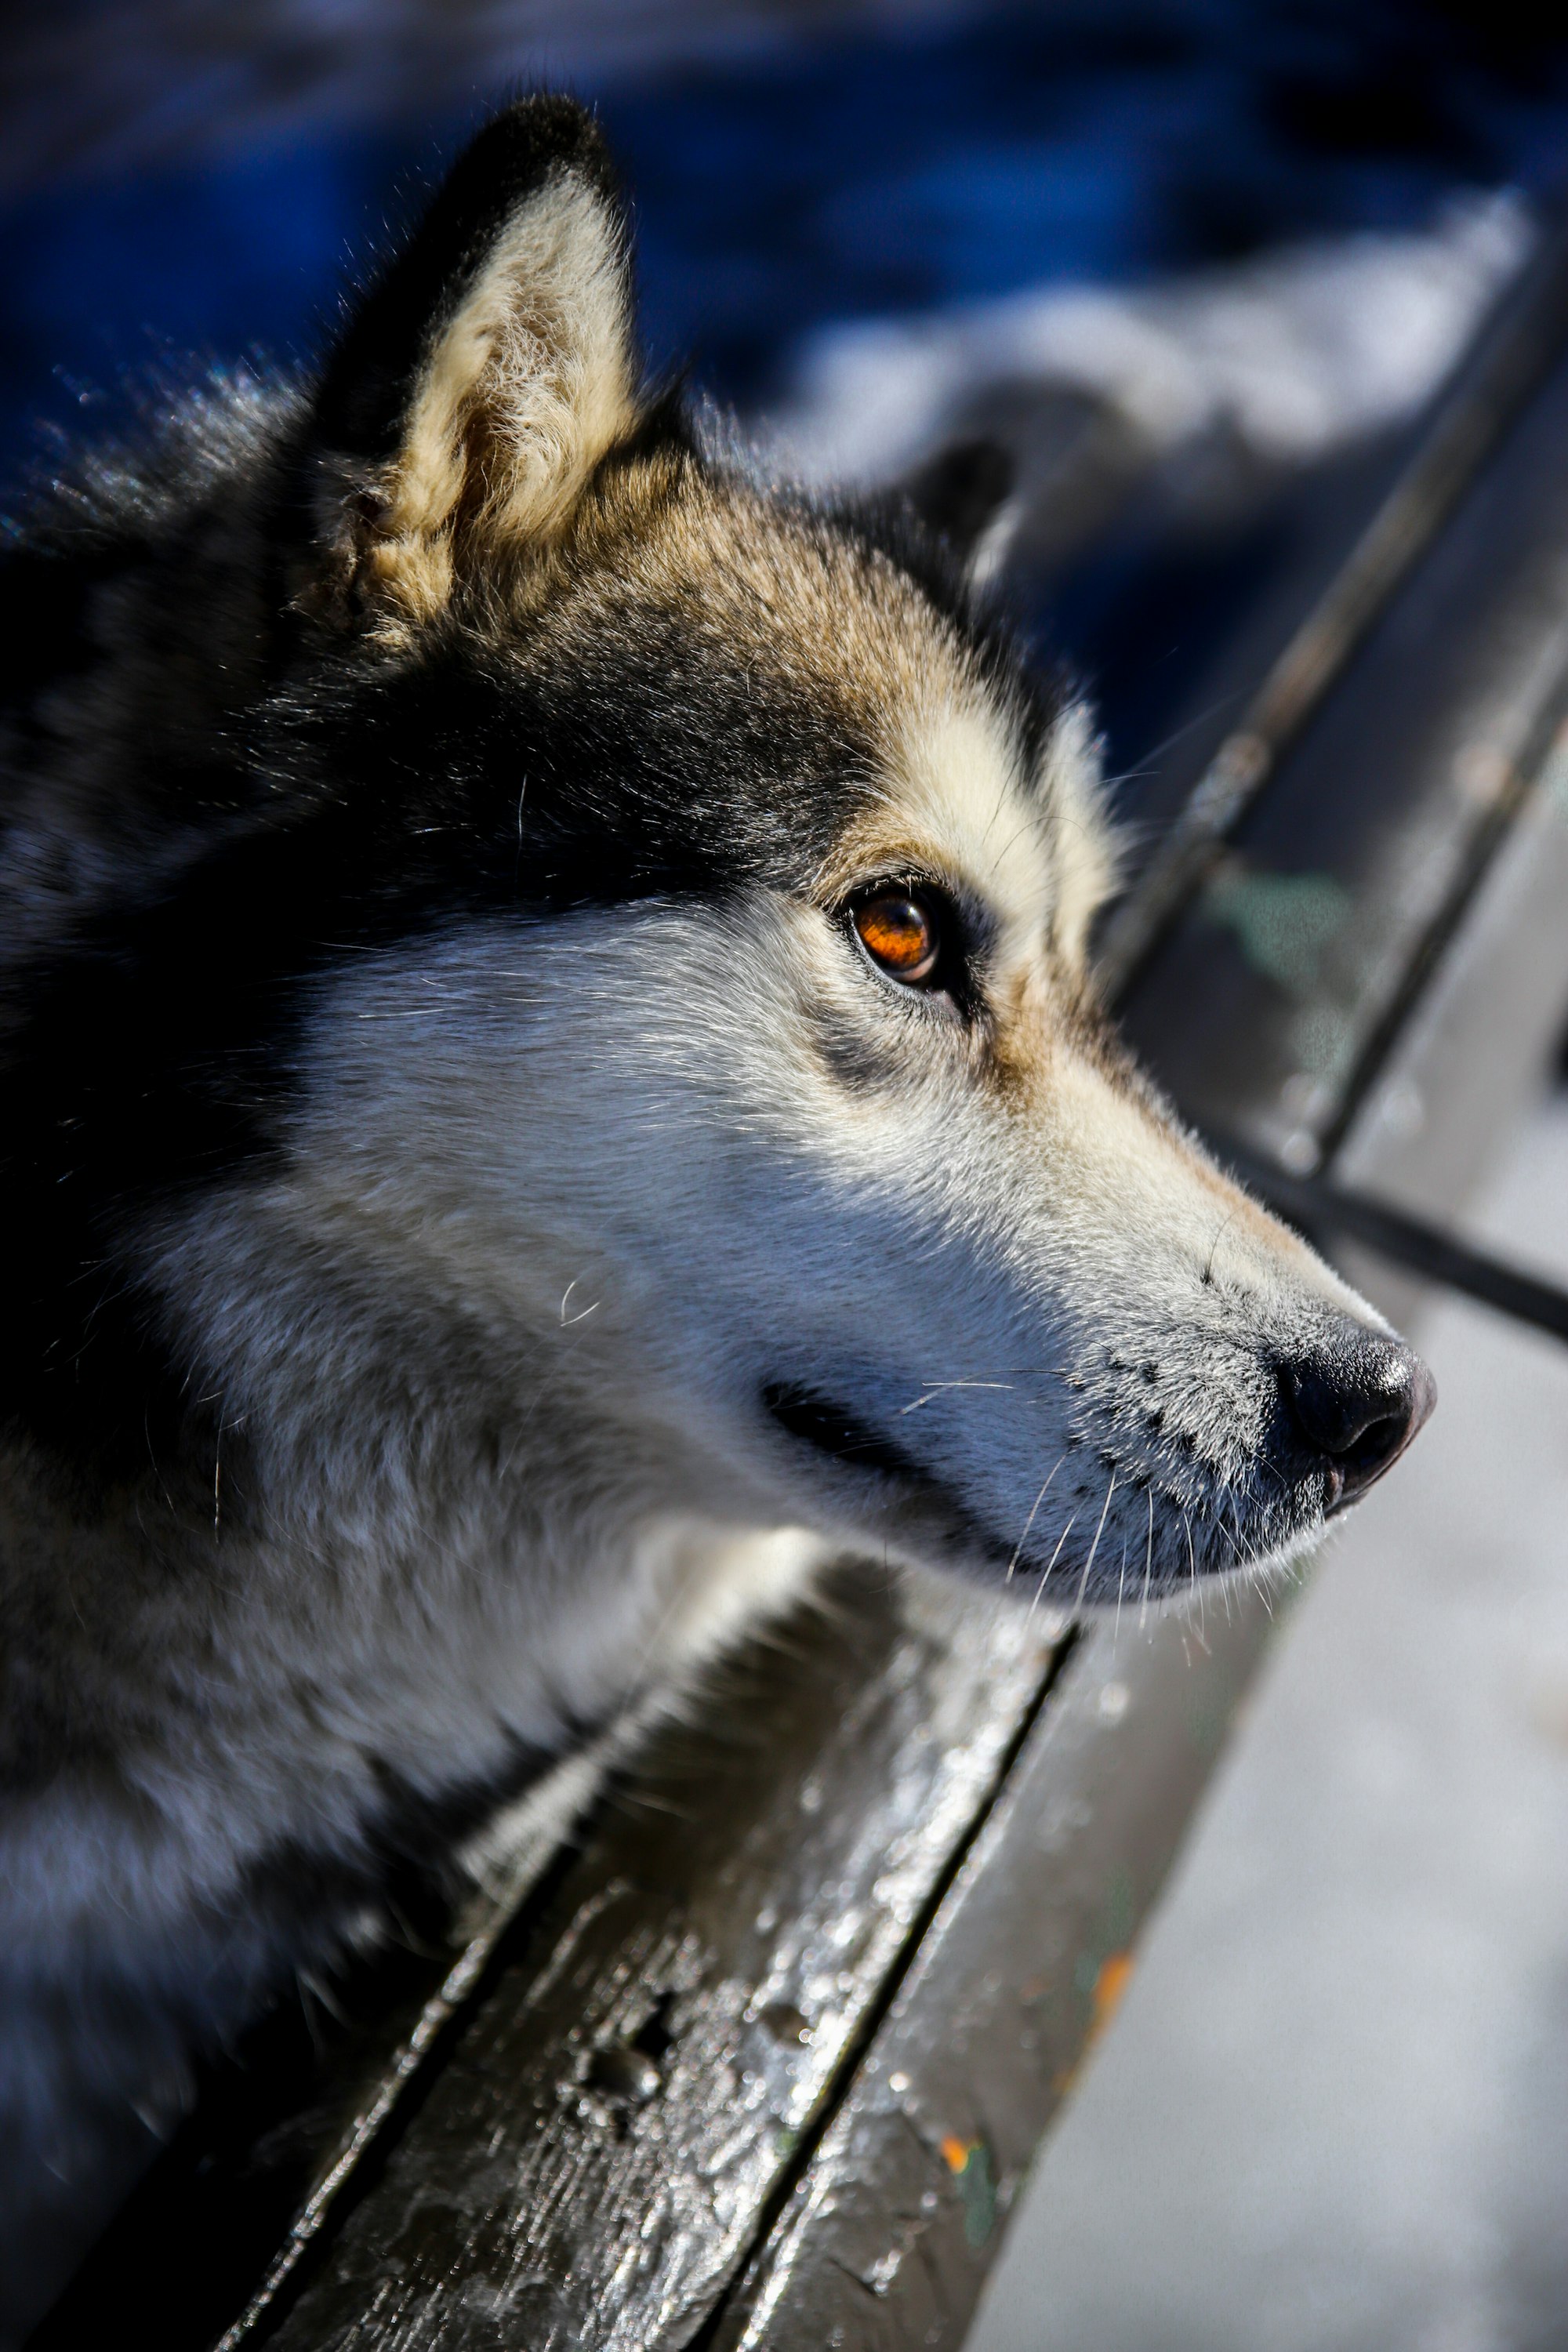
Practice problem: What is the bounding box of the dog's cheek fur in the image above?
[230,893,1377,1615]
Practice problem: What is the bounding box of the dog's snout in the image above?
[1282,1328,1436,1510]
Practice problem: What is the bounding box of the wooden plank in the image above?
[1095,215,1568,1001]
[254,1568,1069,2352]
[1116,324,1568,1174]
[706,1604,1267,2351]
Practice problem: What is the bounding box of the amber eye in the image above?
[852,888,942,986]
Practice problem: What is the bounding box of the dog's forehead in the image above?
[828,697,1054,935]
[538,459,1058,923]
[721,485,1055,929]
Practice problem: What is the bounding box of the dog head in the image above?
[8,99,1432,1606]
[213,93,1428,1606]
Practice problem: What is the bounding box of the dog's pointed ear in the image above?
[902,437,1017,573]
[301,96,639,629]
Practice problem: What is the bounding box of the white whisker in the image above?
[1139,1486,1155,1627]
[1005,1457,1064,1583]
[1075,1471,1117,1610]
[899,1381,1014,1416]
[1023,1508,1080,1635]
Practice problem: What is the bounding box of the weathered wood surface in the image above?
[246,1592,1273,2352]
[1117,267,1568,1174]
[1096,216,1568,1004]
[708,1604,1263,2351]
[256,1570,1076,2351]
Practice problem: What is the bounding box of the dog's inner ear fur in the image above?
[306,99,640,630]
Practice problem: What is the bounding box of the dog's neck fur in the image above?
[2,1159,820,1979]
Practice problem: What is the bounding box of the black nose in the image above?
[1283,1329,1436,1510]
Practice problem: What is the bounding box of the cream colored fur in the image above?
[367,174,635,624]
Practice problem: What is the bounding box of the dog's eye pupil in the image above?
[854,891,941,985]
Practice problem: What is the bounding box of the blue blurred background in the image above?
[6,2,1568,445]
[5,2,1568,809]
[7,0,1568,814]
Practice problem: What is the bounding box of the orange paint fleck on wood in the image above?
[1090,1950,1134,2041]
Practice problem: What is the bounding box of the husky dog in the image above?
[0,96,1432,2296]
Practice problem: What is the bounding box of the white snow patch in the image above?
[772,191,1533,486]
